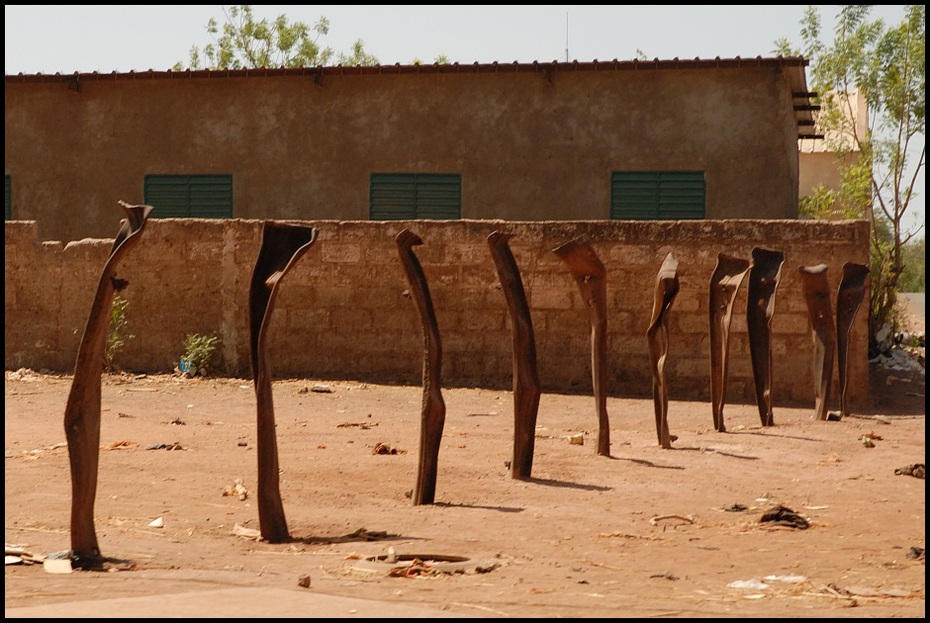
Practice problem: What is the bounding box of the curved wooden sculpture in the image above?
[552,235,611,457]
[396,229,446,505]
[836,262,869,419]
[64,201,153,565]
[746,247,785,427]
[798,264,836,420]
[249,222,318,543]
[646,252,680,449]
[708,253,751,432]
[487,231,541,479]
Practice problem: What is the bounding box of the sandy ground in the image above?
[4,356,925,619]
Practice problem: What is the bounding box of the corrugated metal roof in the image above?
[4,56,819,139]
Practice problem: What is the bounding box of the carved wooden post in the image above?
[249,222,318,543]
[646,252,680,449]
[64,201,152,565]
[552,235,611,457]
[487,231,541,479]
[708,253,751,432]
[746,247,785,427]
[396,229,446,505]
[798,264,836,420]
[836,262,869,418]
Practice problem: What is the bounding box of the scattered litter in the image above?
[337,421,378,430]
[311,384,333,393]
[826,411,843,421]
[649,571,678,580]
[103,440,136,450]
[649,514,695,527]
[372,442,406,455]
[728,578,768,590]
[860,436,875,448]
[906,547,924,560]
[764,574,807,583]
[233,524,262,539]
[723,503,748,512]
[760,505,810,530]
[146,442,185,451]
[894,463,925,479]
[168,417,186,426]
[297,574,311,588]
[223,478,249,501]
[567,433,584,445]
[148,517,165,528]
[5,555,22,565]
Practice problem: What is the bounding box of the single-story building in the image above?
[5,57,820,241]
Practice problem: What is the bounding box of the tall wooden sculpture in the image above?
[836,262,869,418]
[553,235,611,457]
[646,252,680,449]
[488,231,541,479]
[798,264,836,420]
[64,201,152,565]
[396,229,446,505]
[249,222,318,543]
[708,253,751,432]
[746,247,785,427]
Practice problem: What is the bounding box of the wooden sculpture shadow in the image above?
[487,231,541,479]
[798,264,836,420]
[249,222,318,543]
[646,252,680,449]
[836,262,869,418]
[396,228,446,505]
[746,247,785,427]
[64,201,153,568]
[552,235,611,457]
[708,253,751,432]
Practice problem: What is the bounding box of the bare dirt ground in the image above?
[4,355,925,618]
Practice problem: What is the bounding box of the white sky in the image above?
[4,4,923,234]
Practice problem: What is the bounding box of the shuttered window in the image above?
[144,174,233,218]
[4,175,11,220]
[610,171,705,220]
[369,173,461,220]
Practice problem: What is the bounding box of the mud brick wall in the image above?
[5,218,870,407]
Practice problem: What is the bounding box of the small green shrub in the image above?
[181,332,221,376]
[104,295,133,372]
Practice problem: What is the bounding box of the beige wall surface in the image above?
[5,66,799,241]
[5,217,870,409]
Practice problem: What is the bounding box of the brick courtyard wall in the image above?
[5,218,871,407]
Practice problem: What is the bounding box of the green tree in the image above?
[898,237,925,292]
[176,5,377,70]
[777,5,925,351]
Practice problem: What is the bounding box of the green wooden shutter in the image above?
[370,173,461,220]
[4,175,11,220]
[144,174,233,218]
[611,171,705,220]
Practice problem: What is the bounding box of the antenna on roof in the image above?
[565,12,570,62]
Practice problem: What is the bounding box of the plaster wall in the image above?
[5,67,799,241]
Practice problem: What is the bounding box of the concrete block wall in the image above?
[5,217,871,407]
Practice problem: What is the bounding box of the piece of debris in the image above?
[103,440,137,450]
[145,442,185,451]
[760,505,810,529]
[237,441,248,447]
[233,524,261,540]
[311,384,334,393]
[649,571,679,580]
[372,442,406,455]
[650,514,695,527]
[764,574,807,583]
[567,433,584,445]
[169,417,186,426]
[117,412,135,418]
[148,517,165,528]
[723,503,748,512]
[863,432,883,440]
[860,436,875,448]
[826,411,843,421]
[42,551,74,575]
[728,578,768,590]
[223,479,249,501]
[297,574,311,588]
[905,547,925,560]
[894,463,925,479]
[337,421,378,429]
